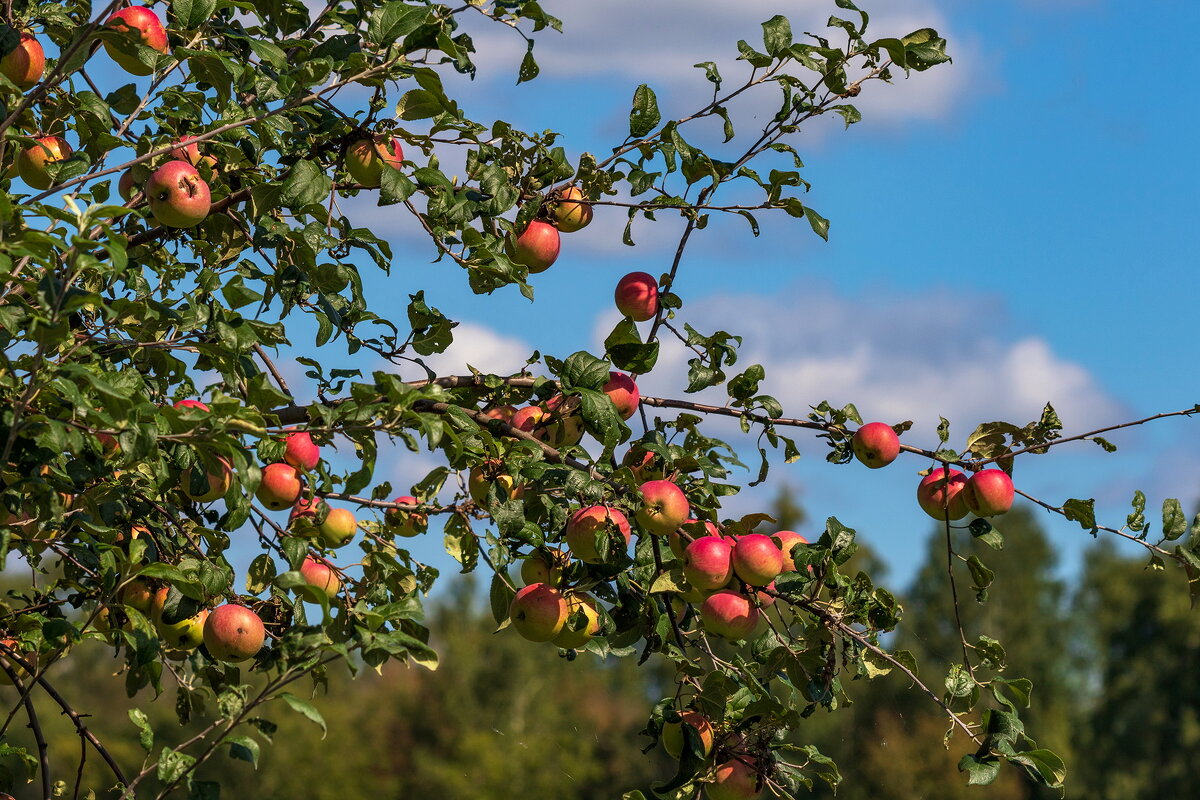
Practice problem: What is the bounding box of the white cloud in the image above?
[406,321,534,379]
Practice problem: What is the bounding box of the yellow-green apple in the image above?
[150,588,208,652]
[181,456,232,503]
[614,271,659,322]
[508,582,568,642]
[505,219,560,273]
[684,535,734,592]
[669,519,720,559]
[771,531,808,572]
[603,371,640,420]
[17,136,71,190]
[203,604,265,662]
[468,460,524,505]
[707,757,761,800]
[851,422,900,468]
[731,533,783,587]
[520,548,569,586]
[917,466,969,521]
[700,590,760,641]
[118,578,155,613]
[103,7,169,76]
[384,495,427,538]
[0,33,45,90]
[551,186,592,232]
[345,135,404,188]
[551,592,601,649]
[317,507,356,548]
[964,469,1015,517]
[565,505,631,563]
[300,556,341,598]
[256,462,302,511]
[637,480,690,536]
[661,710,714,758]
[145,160,211,228]
[283,430,319,471]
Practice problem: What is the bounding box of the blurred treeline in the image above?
[3,500,1199,799]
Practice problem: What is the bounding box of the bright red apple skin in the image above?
[552,186,592,233]
[384,495,427,538]
[300,556,341,599]
[707,757,761,800]
[170,136,201,165]
[203,604,265,662]
[256,463,302,511]
[772,531,808,572]
[174,399,209,412]
[508,582,568,642]
[662,710,714,758]
[603,371,640,420]
[182,456,232,503]
[283,430,320,471]
[964,469,1015,517]
[520,548,568,587]
[0,33,45,90]
[670,519,721,559]
[684,535,734,592]
[17,136,71,190]
[145,160,211,228]
[851,422,901,469]
[317,507,356,548]
[345,136,404,188]
[732,533,784,587]
[917,466,970,521]
[104,7,169,76]
[700,590,760,641]
[506,220,560,273]
[287,495,325,535]
[636,480,690,536]
[614,272,659,322]
[565,505,631,563]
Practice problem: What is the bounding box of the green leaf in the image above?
[517,44,539,84]
[629,84,660,138]
[281,160,332,207]
[1162,498,1186,540]
[1062,498,1097,532]
[489,573,515,626]
[804,206,830,240]
[1013,749,1066,788]
[226,735,260,768]
[129,708,154,752]
[279,692,327,738]
[958,754,1001,786]
[761,15,793,57]
[170,0,218,30]
[560,351,611,391]
[604,319,659,373]
[366,2,428,46]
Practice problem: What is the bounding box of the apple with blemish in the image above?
[345,135,404,188]
[565,505,631,563]
[17,136,71,190]
[283,430,320,471]
[505,219,560,273]
[256,462,302,511]
[300,556,341,599]
[552,593,601,649]
[700,590,760,641]
[636,480,690,536]
[602,371,640,420]
[103,6,169,76]
[731,533,783,586]
[852,422,901,468]
[551,186,592,232]
[0,33,45,90]
[508,582,568,642]
[661,710,714,758]
[150,588,208,652]
[203,604,265,662]
[615,271,660,321]
[385,495,427,538]
[917,466,970,521]
[684,535,734,592]
[964,469,1015,517]
[317,507,356,548]
[145,160,211,228]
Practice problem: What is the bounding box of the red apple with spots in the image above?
[701,590,761,641]
[283,430,320,471]
[203,604,265,662]
[508,583,568,642]
[565,505,631,563]
[603,371,640,420]
[256,463,302,511]
[851,422,901,469]
[636,480,690,536]
[146,160,211,228]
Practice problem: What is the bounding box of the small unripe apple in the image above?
[520,548,569,586]
[707,757,761,800]
[772,531,808,572]
[256,463,302,511]
[700,590,760,641]
[551,593,601,649]
[145,160,211,228]
[551,186,592,232]
[0,33,45,90]
[670,519,721,559]
[684,535,734,592]
[916,466,969,521]
[345,136,404,188]
[203,604,265,662]
[731,533,784,587]
[851,422,901,468]
[104,7,169,76]
[602,372,640,420]
[283,430,320,471]
[317,507,356,548]
[505,219,560,273]
[384,495,427,538]
[661,710,714,758]
[614,272,660,322]
[17,136,72,190]
[182,456,232,503]
[636,480,690,536]
[964,469,1015,517]
[508,582,568,642]
[565,505,631,563]
[300,556,341,599]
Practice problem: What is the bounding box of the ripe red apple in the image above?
[203,604,265,662]
[505,219,560,273]
[614,272,660,322]
[700,590,760,641]
[300,556,341,599]
[480,404,517,424]
[917,466,970,521]
[287,495,325,536]
[256,463,302,511]
[964,469,1015,517]
[851,422,901,468]
[508,582,568,642]
[602,372,640,420]
[384,495,427,538]
[174,399,209,412]
[17,136,72,190]
[564,505,631,563]
[512,397,583,448]
[145,160,211,228]
[468,460,524,505]
[317,507,356,548]
[670,518,721,559]
[661,710,714,758]
[118,578,155,613]
[345,136,404,188]
[551,593,601,649]
[551,186,592,233]
[636,480,690,536]
[622,444,666,482]
[520,548,569,586]
[732,533,784,587]
[104,7,169,76]
[182,456,232,503]
[0,33,45,90]
[772,530,808,572]
[708,757,761,800]
[684,535,734,592]
[283,430,319,471]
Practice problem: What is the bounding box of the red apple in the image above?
[174,399,209,412]
[851,422,901,468]
[145,160,211,228]
[256,463,302,511]
[287,496,325,536]
[520,548,569,587]
[964,469,1015,517]
[345,136,404,188]
[602,371,640,420]
[300,556,340,599]
[771,531,808,572]
[480,405,517,424]
[636,480,690,536]
[104,7,169,76]
[508,582,568,642]
[614,272,659,322]
[564,505,631,563]
[622,444,665,482]
[17,136,71,190]
[169,136,201,165]
[700,590,760,641]
[203,604,265,662]
[0,33,45,90]
[551,186,592,233]
[661,710,714,758]
[684,535,734,592]
[118,578,155,613]
[384,495,427,538]
[551,593,601,649]
[708,757,761,800]
[505,219,560,273]
[731,533,784,587]
[283,430,319,471]
[670,519,721,559]
[182,456,232,503]
[317,507,356,548]
[916,466,969,521]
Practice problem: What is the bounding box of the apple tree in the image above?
[0,0,1195,798]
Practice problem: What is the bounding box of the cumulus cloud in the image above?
[406,321,535,379]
